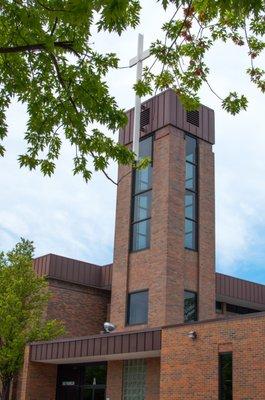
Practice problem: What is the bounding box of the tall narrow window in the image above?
[185,135,198,250]
[123,359,147,400]
[131,136,153,251]
[219,353,233,400]
[184,290,197,322]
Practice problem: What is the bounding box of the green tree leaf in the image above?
[0,0,264,180]
[0,239,64,399]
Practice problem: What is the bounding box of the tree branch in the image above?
[244,21,255,70]
[50,18,58,36]
[0,41,77,55]
[90,151,118,186]
[49,52,79,113]
[49,53,119,185]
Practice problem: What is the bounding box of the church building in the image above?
[13,89,265,400]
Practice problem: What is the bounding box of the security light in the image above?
[103,322,116,333]
[187,331,197,340]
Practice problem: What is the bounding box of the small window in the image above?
[135,167,152,194]
[133,192,152,222]
[139,135,152,160]
[186,135,197,164]
[185,219,197,250]
[132,220,150,252]
[185,162,196,191]
[219,353,232,400]
[185,191,197,220]
[127,291,148,325]
[184,290,197,322]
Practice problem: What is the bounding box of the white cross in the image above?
[129,34,150,160]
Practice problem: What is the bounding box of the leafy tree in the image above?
[0,239,64,400]
[0,0,264,182]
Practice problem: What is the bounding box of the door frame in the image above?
[56,362,107,400]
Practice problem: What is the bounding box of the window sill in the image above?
[125,322,148,328]
[185,247,198,253]
[130,246,150,254]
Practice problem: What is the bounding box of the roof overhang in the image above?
[216,294,265,311]
[30,328,161,364]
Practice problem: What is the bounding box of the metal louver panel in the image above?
[187,110,200,127]
[140,108,150,130]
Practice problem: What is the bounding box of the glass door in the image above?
[82,385,105,400]
[56,363,107,400]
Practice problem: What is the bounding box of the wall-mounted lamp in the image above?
[188,331,197,340]
[103,322,116,334]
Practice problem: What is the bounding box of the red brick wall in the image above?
[111,124,215,329]
[110,151,132,329]
[146,358,160,400]
[197,139,216,320]
[160,313,265,400]
[18,346,57,400]
[106,361,123,400]
[47,279,110,337]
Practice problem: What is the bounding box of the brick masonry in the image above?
[160,313,265,400]
[110,124,215,330]
[46,279,110,337]
[17,346,57,400]
[146,358,160,400]
[106,361,123,400]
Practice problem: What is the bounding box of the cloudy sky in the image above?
[1,1,265,284]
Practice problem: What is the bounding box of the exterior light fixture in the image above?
[188,331,197,340]
[103,322,116,333]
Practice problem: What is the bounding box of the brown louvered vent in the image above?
[187,110,200,127]
[140,108,150,130]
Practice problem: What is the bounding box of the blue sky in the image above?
[1,1,265,284]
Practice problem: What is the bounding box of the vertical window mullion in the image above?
[131,136,153,252]
[185,134,198,250]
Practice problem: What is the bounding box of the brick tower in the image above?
[110,89,216,329]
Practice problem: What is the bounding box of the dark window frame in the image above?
[185,134,198,251]
[184,290,198,322]
[216,301,223,313]
[130,135,154,253]
[219,352,233,400]
[126,289,149,326]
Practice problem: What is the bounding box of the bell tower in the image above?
[110,89,215,329]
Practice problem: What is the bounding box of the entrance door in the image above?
[57,363,107,400]
[82,385,105,400]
